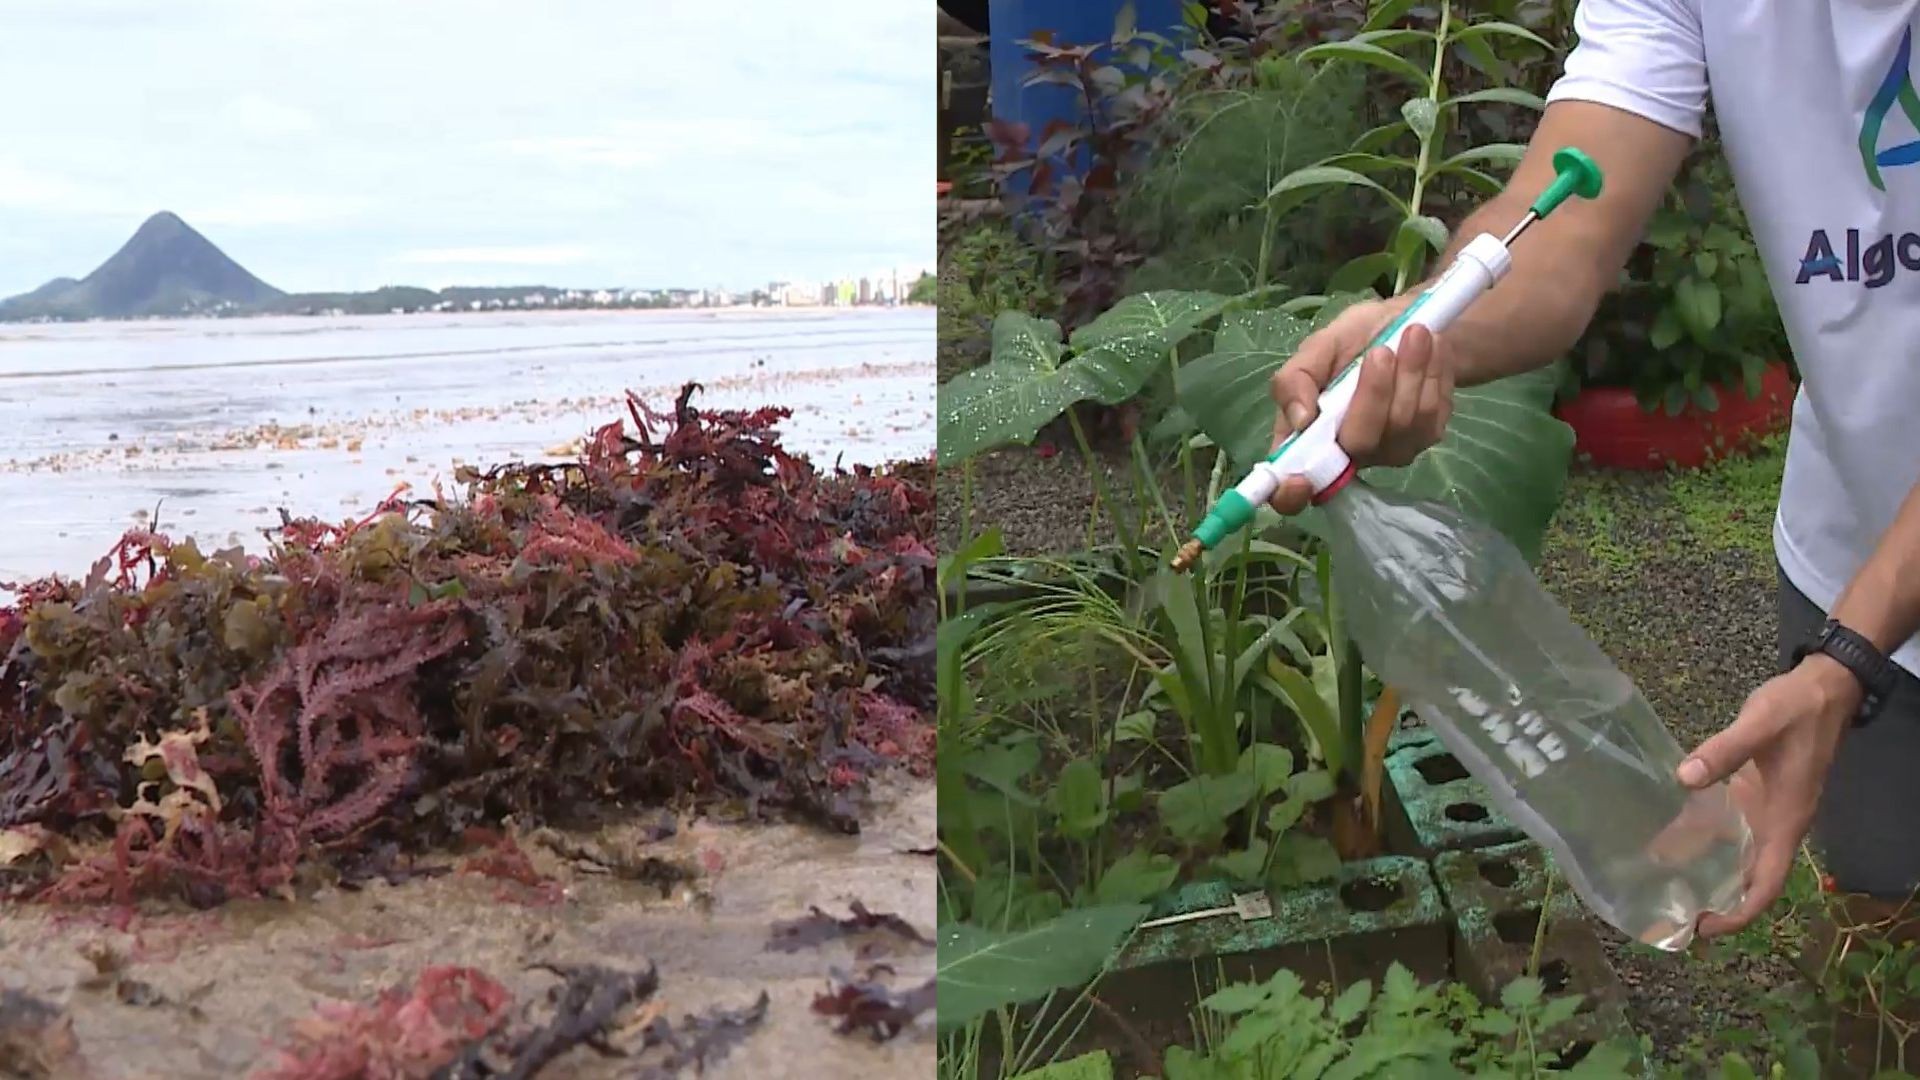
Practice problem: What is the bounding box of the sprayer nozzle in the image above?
[1170,539,1205,573]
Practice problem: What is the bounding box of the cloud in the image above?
[219,94,317,138]
[0,160,121,214]
[500,135,662,169]
[183,192,367,227]
[392,245,596,266]
[0,0,932,293]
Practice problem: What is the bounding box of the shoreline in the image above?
[0,303,936,335]
[0,309,934,588]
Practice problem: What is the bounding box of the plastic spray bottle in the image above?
[1171,149,1751,951]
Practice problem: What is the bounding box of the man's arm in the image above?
[1264,100,1697,486]
[1826,484,1920,668]
[1263,0,1707,506]
[1683,480,1920,937]
[1403,99,1695,385]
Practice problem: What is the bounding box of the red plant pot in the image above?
[1552,360,1797,470]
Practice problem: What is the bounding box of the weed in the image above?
[1666,431,1786,560]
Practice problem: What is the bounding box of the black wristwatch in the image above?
[1791,618,1898,725]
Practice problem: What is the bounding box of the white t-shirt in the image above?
[1546,0,1920,676]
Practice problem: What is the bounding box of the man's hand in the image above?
[1265,300,1459,514]
[1679,655,1861,938]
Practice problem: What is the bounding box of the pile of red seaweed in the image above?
[0,383,933,906]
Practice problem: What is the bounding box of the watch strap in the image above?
[1793,618,1896,724]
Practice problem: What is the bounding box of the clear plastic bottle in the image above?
[1322,480,1751,950]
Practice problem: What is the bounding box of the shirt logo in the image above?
[1861,25,1920,191]
[1798,24,1920,286]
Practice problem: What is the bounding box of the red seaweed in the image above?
[0,382,934,907]
[250,966,512,1080]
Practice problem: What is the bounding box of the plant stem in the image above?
[1170,345,1198,523]
[962,458,975,540]
[1528,868,1556,978]
[1255,201,1278,291]
[1066,407,1143,577]
[939,839,979,885]
[1394,0,1452,296]
[1338,639,1364,773]
[1206,451,1228,508]
[958,461,975,612]
[1130,434,1180,546]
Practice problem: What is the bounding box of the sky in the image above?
[0,0,932,296]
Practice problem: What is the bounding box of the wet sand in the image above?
[0,308,934,588]
[0,778,935,1079]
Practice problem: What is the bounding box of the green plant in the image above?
[910,271,939,305]
[1569,140,1790,415]
[985,4,1189,327]
[940,224,1063,351]
[937,0,1580,876]
[1166,963,1640,1078]
[1658,990,1826,1080]
[943,538,1339,901]
[935,764,1155,1080]
[1119,55,1373,298]
[1170,2,1579,848]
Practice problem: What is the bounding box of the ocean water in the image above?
[0,306,933,587]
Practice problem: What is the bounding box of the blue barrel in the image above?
[987,0,1186,190]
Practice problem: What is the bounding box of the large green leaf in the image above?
[937,312,1076,465]
[1175,307,1320,468]
[937,294,1227,465]
[1069,290,1233,373]
[936,904,1149,1029]
[1339,366,1575,562]
[1427,142,1526,181]
[1261,654,1343,778]
[1267,164,1407,217]
[1449,19,1556,52]
[1177,303,1576,561]
[1159,772,1259,845]
[1297,40,1432,89]
[1442,87,1546,111]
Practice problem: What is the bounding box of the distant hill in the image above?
[0,211,283,320]
[0,213,788,321]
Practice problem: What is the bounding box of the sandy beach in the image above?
[0,306,933,588]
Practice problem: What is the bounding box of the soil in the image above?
[0,777,936,1079]
[937,441,1797,1063]
[937,442,1179,558]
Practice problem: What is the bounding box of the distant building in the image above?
[858,277,872,305]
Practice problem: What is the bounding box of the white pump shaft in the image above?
[1227,232,1517,511]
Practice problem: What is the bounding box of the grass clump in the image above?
[1667,431,1787,559]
